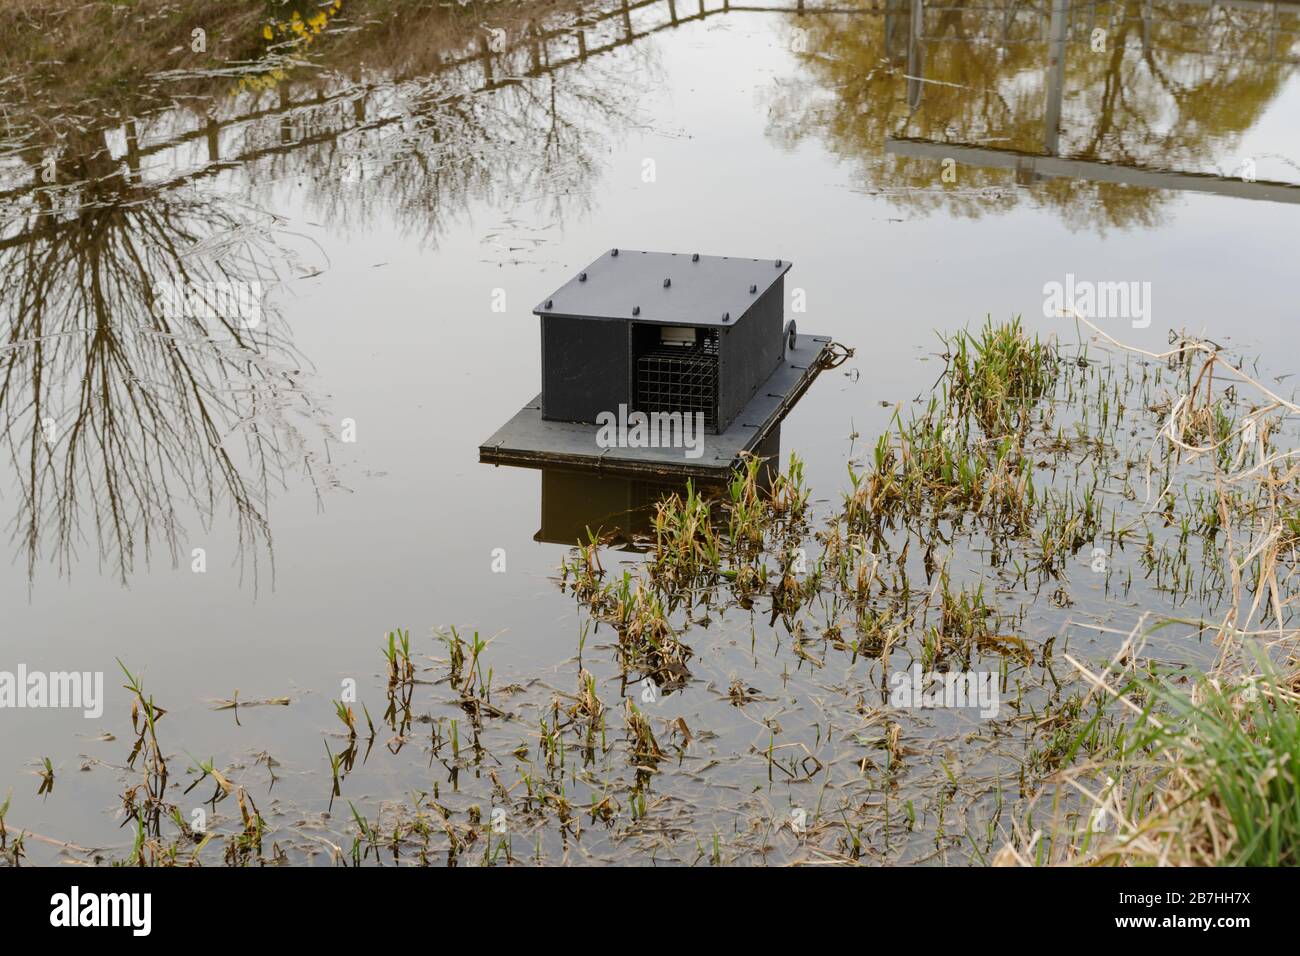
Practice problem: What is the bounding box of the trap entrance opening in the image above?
[633,325,720,432]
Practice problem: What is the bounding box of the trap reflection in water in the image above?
[533,428,782,549]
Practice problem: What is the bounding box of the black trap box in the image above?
[536,249,789,433]
[480,248,834,478]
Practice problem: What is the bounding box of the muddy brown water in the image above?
[1,0,1298,864]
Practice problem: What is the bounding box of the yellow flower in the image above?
[262,24,273,40]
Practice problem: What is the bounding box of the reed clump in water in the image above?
[941,316,1058,435]
[845,317,1059,542]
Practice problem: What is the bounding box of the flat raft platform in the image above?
[479,334,832,479]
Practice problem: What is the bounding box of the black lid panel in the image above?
[534,249,791,327]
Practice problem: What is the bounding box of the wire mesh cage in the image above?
[635,331,720,431]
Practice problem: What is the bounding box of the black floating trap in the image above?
[480,248,833,478]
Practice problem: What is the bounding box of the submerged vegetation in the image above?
[6,314,1295,866]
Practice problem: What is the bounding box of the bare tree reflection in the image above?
[0,138,333,586]
[0,1,654,586]
[277,33,652,244]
